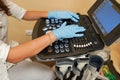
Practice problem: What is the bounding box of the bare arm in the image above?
[7,32,56,63]
[22,11,48,20]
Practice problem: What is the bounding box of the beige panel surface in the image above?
[110,41,120,73]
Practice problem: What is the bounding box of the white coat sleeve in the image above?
[5,0,27,20]
[0,41,10,63]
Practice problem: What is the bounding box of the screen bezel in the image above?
[88,0,120,46]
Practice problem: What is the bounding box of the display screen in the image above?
[92,0,120,35]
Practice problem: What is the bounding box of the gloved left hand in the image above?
[48,11,79,22]
[52,22,85,40]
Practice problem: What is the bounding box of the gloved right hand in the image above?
[52,22,85,40]
[48,11,79,22]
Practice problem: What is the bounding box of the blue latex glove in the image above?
[48,11,79,22]
[52,22,85,40]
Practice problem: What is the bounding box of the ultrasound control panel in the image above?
[32,14,104,60]
[31,0,120,61]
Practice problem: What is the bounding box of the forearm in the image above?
[7,32,56,63]
[23,11,48,20]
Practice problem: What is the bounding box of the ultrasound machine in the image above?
[32,0,120,60]
[32,0,120,79]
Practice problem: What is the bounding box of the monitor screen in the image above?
[92,0,120,36]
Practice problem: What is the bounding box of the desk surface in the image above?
[110,41,120,73]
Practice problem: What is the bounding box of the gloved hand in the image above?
[52,22,85,40]
[48,11,79,22]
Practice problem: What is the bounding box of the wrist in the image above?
[46,31,57,45]
[48,11,52,18]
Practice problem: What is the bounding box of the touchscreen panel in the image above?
[92,0,120,36]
